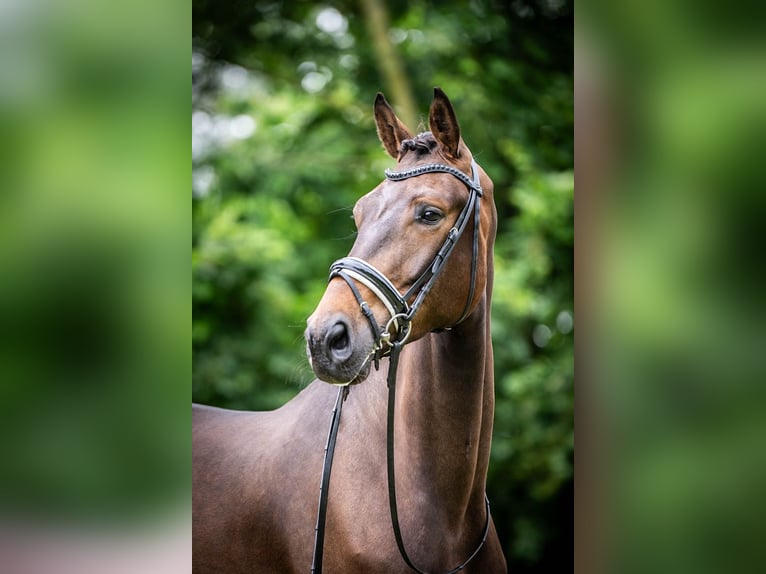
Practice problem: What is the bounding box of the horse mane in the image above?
[399,131,438,156]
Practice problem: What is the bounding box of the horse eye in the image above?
[418,208,443,225]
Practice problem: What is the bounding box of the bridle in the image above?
[311,158,492,573]
[330,159,483,363]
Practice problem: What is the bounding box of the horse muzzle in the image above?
[305,311,374,386]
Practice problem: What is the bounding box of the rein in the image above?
[386,341,492,574]
[311,159,492,573]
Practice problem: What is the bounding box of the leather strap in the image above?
[311,386,348,573]
[386,342,492,574]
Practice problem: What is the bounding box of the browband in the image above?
[385,161,483,196]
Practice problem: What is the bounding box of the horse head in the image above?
[306,88,496,386]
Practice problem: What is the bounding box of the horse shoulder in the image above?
[192,384,335,573]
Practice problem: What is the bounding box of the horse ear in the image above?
[429,87,461,159]
[374,92,413,159]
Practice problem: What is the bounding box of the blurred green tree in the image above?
[193,1,572,571]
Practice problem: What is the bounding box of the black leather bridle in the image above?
[311,158,492,574]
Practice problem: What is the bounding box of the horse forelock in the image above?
[398,131,474,172]
[399,131,437,157]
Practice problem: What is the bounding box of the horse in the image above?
[193,88,507,573]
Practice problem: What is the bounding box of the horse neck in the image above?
[395,289,494,526]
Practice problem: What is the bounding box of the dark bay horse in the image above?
[193,88,507,573]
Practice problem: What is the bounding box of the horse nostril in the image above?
[326,320,351,362]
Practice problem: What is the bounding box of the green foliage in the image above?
[193,1,572,570]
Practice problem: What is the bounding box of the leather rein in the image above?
[311,158,491,573]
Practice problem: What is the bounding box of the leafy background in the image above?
[192,1,573,570]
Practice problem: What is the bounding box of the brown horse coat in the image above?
[193,88,507,573]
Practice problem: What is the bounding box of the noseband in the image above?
[311,159,492,574]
